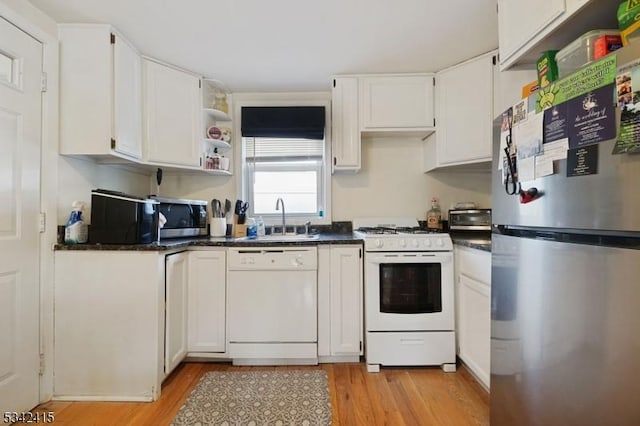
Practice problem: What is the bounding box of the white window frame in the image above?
[233,92,332,225]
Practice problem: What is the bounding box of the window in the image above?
[243,137,326,221]
[0,51,15,85]
[237,96,332,225]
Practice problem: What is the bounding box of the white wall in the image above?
[332,136,491,221]
[150,171,235,206]
[57,157,151,224]
[0,0,57,35]
[158,135,491,223]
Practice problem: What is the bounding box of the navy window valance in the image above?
[241,106,325,140]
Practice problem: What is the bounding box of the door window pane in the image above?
[0,52,13,84]
[379,263,442,314]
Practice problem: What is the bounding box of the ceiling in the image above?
[30,0,498,92]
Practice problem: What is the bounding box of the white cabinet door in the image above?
[143,59,201,167]
[458,273,491,388]
[497,0,565,65]
[332,77,361,172]
[165,252,188,376]
[359,75,435,130]
[435,53,494,167]
[59,25,142,159]
[330,246,363,356]
[113,34,142,158]
[188,250,226,353]
[54,251,165,401]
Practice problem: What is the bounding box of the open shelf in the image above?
[204,108,231,121]
[202,168,232,176]
[203,138,231,150]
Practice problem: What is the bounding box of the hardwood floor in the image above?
[34,362,489,425]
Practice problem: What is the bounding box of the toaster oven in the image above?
[448,209,492,231]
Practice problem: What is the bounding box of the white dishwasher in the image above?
[227,247,318,365]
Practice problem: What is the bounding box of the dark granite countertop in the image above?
[451,233,491,252]
[54,233,363,251]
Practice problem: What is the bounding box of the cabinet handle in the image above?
[333,157,337,166]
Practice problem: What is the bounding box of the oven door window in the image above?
[379,263,442,314]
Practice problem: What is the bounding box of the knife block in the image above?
[233,224,247,238]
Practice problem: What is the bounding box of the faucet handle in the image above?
[304,221,311,234]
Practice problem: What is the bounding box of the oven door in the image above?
[365,251,454,332]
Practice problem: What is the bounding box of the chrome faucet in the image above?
[275,197,286,235]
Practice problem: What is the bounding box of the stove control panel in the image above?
[359,235,453,252]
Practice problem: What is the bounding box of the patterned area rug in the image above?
[171,370,332,425]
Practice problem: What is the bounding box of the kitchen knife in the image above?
[234,199,242,224]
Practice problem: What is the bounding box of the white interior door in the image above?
[0,17,43,413]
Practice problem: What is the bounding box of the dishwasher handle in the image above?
[228,247,318,270]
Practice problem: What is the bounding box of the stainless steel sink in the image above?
[257,233,320,241]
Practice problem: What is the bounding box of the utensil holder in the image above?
[210,217,227,237]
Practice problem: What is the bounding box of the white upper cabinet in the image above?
[497,0,618,70]
[424,52,494,171]
[498,0,565,66]
[332,77,361,173]
[143,58,201,168]
[359,75,435,131]
[59,24,142,159]
[113,35,143,158]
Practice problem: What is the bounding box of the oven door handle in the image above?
[366,253,452,264]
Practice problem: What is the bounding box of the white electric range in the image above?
[354,218,456,373]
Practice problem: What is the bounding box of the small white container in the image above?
[210,217,227,237]
[219,156,230,171]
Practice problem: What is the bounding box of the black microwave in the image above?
[151,196,208,239]
[89,189,159,244]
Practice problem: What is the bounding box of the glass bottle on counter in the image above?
[427,197,442,231]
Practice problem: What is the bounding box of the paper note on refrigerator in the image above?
[518,156,535,182]
[515,111,544,159]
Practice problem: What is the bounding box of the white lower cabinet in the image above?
[455,246,491,389]
[318,245,363,361]
[53,251,166,401]
[165,252,188,376]
[187,250,226,353]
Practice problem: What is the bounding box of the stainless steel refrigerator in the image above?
[491,45,640,425]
